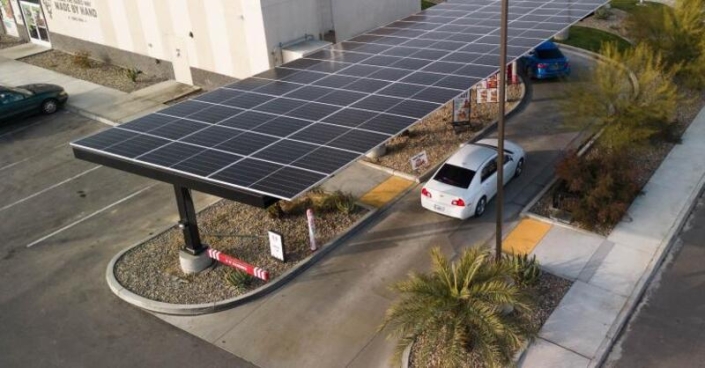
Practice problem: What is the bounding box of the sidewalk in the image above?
[0,45,197,125]
[514,105,705,367]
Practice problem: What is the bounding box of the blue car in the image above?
[521,41,571,79]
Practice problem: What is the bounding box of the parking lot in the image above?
[0,111,255,367]
[0,48,595,367]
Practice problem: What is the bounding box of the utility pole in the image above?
[495,0,509,262]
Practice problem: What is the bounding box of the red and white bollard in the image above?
[207,248,269,281]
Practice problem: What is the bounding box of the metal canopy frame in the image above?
[72,0,608,207]
[74,148,278,208]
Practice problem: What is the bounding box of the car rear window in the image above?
[536,48,563,59]
[433,164,475,189]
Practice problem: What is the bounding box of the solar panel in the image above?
[72,0,607,203]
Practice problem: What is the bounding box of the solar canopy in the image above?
[72,0,606,205]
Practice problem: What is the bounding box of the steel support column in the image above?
[174,185,205,255]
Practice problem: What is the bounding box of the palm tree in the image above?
[380,247,534,368]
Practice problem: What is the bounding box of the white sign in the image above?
[410,151,429,171]
[452,90,471,123]
[268,231,285,262]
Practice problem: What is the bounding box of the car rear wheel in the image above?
[514,158,525,178]
[475,196,487,217]
[41,99,59,115]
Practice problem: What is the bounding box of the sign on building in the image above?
[1,0,20,37]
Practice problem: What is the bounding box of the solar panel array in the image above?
[72,0,606,201]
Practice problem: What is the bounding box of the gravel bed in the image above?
[531,87,705,235]
[409,272,572,367]
[577,8,632,41]
[114,198,367,305]
[0,34,24,49]
[364,83,523,176]
[19,49,167,93]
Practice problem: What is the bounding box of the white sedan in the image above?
[421,139,525,219]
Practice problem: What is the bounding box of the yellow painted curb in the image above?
[360,176,415,208]
[503,218,552,255]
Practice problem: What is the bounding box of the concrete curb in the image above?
[64,104,119,127]
[588,172,705,368]
[107,182,420,316]
[364,75,529,184]
[557,43,640,97]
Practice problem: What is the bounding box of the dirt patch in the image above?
[409,272,572,367]
[365,83,523,176]
[0,34,25,50]
[19,49,167,93]
[114,197,368,305]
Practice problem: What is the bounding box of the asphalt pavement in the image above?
[0,111,257,368]
[158,50,597,368]
[605,190,705,368]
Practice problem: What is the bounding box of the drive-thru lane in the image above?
[0,111,257,367]
[158,50,597,368]
[606,191,705,368]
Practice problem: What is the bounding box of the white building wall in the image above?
[259,0,323,65]
[41,0,270,80]
[331,0,420,41]
[39,0,421,82]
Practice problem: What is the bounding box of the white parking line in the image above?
[0,156,33,172]
[0,166,102,213]
[25,183,158,248]
[0,120,45,140]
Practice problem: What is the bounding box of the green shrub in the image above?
[594,6,612,20]
[505,253,541,288]
[279,197,312,216]
[556,150,640,229]
[313,190,354,213]
[334,192,357,214]
[125,67,143,82]
[563,42,680,150]
[269,191,356,219]
[72,51,92,68]
[625,0,705,88]
[421,0,435,10]
[267,202,284,219]
[224,269,255,291]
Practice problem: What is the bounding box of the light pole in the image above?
[495,0,509,262]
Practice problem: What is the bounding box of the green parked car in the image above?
[0,84,69,122]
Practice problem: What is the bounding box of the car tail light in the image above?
[421,188,432,198]
[537,63,548,69]
[451,198,466,207]
[565,61,570,68]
